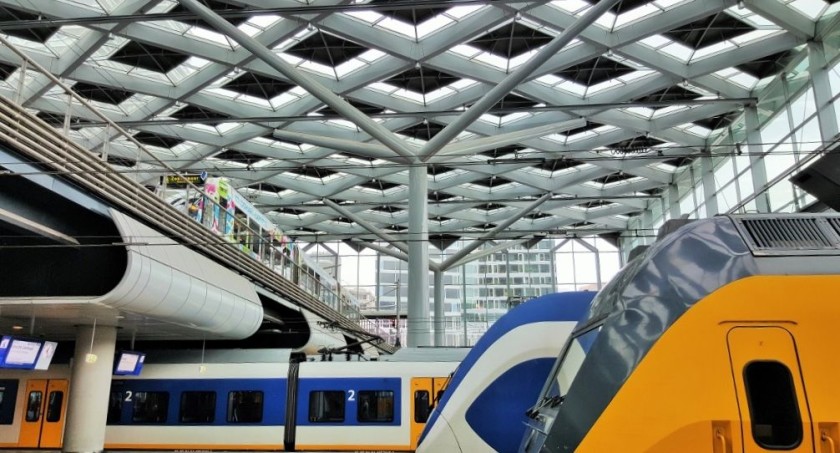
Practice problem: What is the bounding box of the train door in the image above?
[17,379,68,449]
[727,327,813,453]
[409,377,448,450]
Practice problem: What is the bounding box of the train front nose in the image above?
[417,416,462,453]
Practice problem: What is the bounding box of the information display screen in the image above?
[33,341,58,371]
[0,337,44,369]
[113,351,145,376]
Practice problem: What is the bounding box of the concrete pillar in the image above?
[63,324,117,453]
[433,270,444,346]
[407,165,430,346]
[668,184,681,219]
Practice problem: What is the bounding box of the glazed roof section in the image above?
[0,0,835,245]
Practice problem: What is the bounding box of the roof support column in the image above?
[433,269,444,346]
[745,105,771,212]
[408,164,430,346]
[179,0,417,162]
[701,155,718,216]
[809,41,839,141]
[63,324,117,453]
[668,184,681,219]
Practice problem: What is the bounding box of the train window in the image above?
[357,391,394,423]
[0,381,18,425]
[45,391,64,422]
[107,391,122,424]
[132,392,169,423]
[744,361,803,450]
[179,391,216,424]
[414,390,431,423]
[227,391,264,423]
[549,325,602,399]
[309,391,345,423]
[25,391,42,421]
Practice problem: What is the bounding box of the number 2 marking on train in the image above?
[348,390,355,401]
[124,390,133,402]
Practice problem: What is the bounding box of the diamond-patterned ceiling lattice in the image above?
[0,0,824,245]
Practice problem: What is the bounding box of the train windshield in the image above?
[547,325,602,399]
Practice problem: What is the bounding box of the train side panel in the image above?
[575,275,840,452]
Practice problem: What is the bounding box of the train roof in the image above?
[136,347,470,364]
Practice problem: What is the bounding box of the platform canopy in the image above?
[0,0,830,246]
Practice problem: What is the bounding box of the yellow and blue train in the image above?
[521,213,840,453]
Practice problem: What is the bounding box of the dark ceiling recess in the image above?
[693,112,739,131]
[371,205,404,213]
[555,57,635,86]
[107,155,137,168]
[632,85,701,108]
[569,221,595,228]
[318,99,385,116]
[274,207,305,216]
[593,171,635,184]
[608,136,664,153]
[369,0,447,24]
[428,191,455,202]
[333,216,353,224]
[171,105,230,121]
[476,203,505,211]
[247,182,285,193]
[481,145,523,158]
[661,156,694,168]
[285,31,367,66]
[736,50,795,80]
[214,149,265,166]
[578,200,612,209]
[71,82,134,105]
[643,187,664,196]
[110,41,190,73]
[663,13,754,49]
[385,67,459,94]
[609,0,652,14]
[223,72,294,100]
[471,175,514,188]
[0,61,16,81]
[429,164,456,176]
[168,0,249,29]
[339,152,376,162]
[433,215,453,223]
[429,233,460,250]
[484,93,539,113]
[0,7,58,43]
[560,121,602,136]
[398,121,446,141]
[360,179,400,191]
[36,111,91,127]
[288,166,336,178]
[537,157,584,172]
[388,224,408,231]
[133,131,184,148]
[470,23,553,59]
[525,212,552,220]
[262,133,303,147]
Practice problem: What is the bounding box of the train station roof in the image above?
[0,0,833,248]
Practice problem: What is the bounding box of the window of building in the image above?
[180,391,216,423]
[357,390,394,423]
[309,391,345,422]
[132,392,169,423]
[744,361,802,449]
[45,391,64,422]
[227,391,264,423]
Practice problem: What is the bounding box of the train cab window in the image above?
[227,391,264,423]
[107,391,123,424]
[414,390,431,423]
[744,361,803,450]
[357,391,394,423]
[45,391,64,422]
[309,391,345,423]
[548,325,602,399]
[179,391,216,424]
[25,391,42,421]
[132,392,169,423]
[0,380,19,425]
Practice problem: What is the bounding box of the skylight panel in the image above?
[785,0,827,19]
[417,15,455,39]
[714,67,757,90]
[613,4,662,28]
[551,0,592,15]
[168,56,212,85]
[248,15,283,29]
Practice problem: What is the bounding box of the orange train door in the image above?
[727,327,813,453]
[17,379,69,449]
[409,377,449,450]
